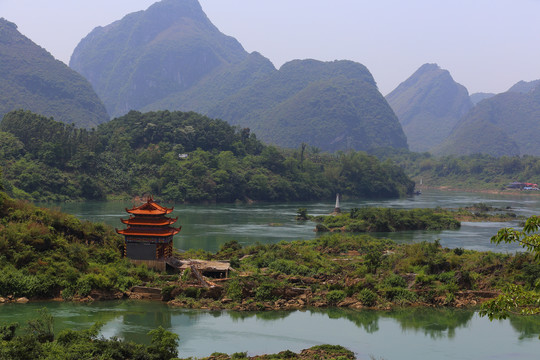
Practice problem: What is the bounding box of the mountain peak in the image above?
[386,63,472,152]
[70,0,247,117]
[0,18,18,30]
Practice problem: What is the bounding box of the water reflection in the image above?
[509,315,540,340]
[1,301,539,359]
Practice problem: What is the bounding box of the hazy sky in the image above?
[2,0,540,95]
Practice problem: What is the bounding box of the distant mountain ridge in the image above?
[470,92,495,105]
[70,0,408,152]
[0,18,109,127]
[386,63,472,152]
[507,79,540,94]
[433,83,540,156]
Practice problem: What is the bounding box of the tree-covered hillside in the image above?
[386,63,472,152]
[210,59,408,152]
[0,18,109,128]
[0,110,414,202]
[433,85,540,156]
[70,1,407,152]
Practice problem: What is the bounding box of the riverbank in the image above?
[157,234,526,312]
[419,185,540,196]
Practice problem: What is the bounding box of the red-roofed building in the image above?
[117,197,181,264]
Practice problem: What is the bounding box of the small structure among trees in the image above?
[117,197,181,270]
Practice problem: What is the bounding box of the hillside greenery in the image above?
[189,59,408,152]
[0,18,109,128]
[433,85,540,156]
[371,148,540,190]
[0,190,160,300]
[0,109,414,202]
[70,0,407,152]
[70,0,249,118]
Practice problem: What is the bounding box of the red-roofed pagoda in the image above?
[117,197,181,266]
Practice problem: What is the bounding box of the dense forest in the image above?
[0,110,414,202]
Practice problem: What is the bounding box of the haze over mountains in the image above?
[385,63,472,152]
[385,63,540,156]
[2,0,540,156]
[0,18,109,127]
[434,83,540,156]
[69,0,408,152]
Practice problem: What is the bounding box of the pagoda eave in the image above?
[116,227,181,237]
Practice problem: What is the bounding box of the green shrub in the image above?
[384,288,417,304]
[383,273,407,288]
[231,352,248,360]
[225,278,243,301]
[183,287,202,299]
[255,282,277,301]
[357,288,377,306]
[326,290,346,305]
[268,259,311,276]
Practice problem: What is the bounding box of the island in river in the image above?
[307,203,521,233]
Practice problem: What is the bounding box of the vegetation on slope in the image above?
[70,0,407,152]
[371,148,540,191]
[0,18,109,128]
[0,190,156,300]
[70,0,249,117]
[207,59,408,152]
[433,85,540,156]
[0,109,414,202]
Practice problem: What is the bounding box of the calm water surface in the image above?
[0,301,538,360]
[44,189,540,252]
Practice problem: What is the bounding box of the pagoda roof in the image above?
[121,216,178,226]
[116,226,181,237]
[126,197,174,215]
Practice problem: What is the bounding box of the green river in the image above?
[1,189,538,359]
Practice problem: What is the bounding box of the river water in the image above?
[5,189,538,358]
[48,188,540,253]
[1,301,539,360]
